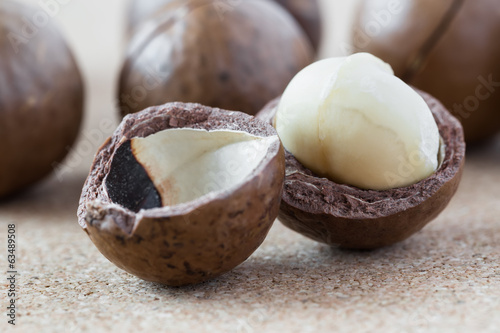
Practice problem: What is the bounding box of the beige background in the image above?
[2,1,500,332]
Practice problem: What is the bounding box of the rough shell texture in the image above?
[126,0,322,51]
[119,0,313,117]
[78,102,285,286]
[257,90,466,249]
[0,0,84,198]
[352,0,500,143]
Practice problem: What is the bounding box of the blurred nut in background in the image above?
[0,0,84,198]
[273,0,322,51]
[352,0,500,143]
[119,0,313,117]
[126,0,322,51]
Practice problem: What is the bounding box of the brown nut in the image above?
[78,102,285,286]
[273,0,322,51]
[257,89,465,249]
[118,0,313,117]
[352,0,500,143]
[0,0,84,198]
[126,0,322,51]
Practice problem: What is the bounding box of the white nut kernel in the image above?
[131,128,275,206]
[275,53,440,190]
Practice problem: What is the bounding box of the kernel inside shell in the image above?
[78,102,285,285]
[105,128,275,211]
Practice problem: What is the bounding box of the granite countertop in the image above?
[1,1,500,332]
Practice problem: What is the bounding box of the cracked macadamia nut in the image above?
[78,102,285,286]
[118,0,313,117]
[0,0,84,198]
[275,53,440,190]
[257,55,465,249]
[352,0,500,143]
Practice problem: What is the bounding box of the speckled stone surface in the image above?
[0,136,499,333]
[1,0,500,332]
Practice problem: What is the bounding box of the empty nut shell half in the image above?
[257,89,465,249]
[78,103,285,286]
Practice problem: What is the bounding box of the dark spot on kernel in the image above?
[105,141,162,212]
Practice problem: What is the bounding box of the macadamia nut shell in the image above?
[78,103,285,286]
[258,89,465,249]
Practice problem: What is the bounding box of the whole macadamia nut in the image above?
[126,0,322,51]
[0,0,84,198]
[119,0,313,117]
[352,0,500,143]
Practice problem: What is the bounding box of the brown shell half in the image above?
[257,90,466,249]
[0,1,84,197]
[78,103,285,286]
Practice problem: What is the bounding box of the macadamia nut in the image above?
[275,53,440,190]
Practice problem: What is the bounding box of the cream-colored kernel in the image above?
[276,53,439,190]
